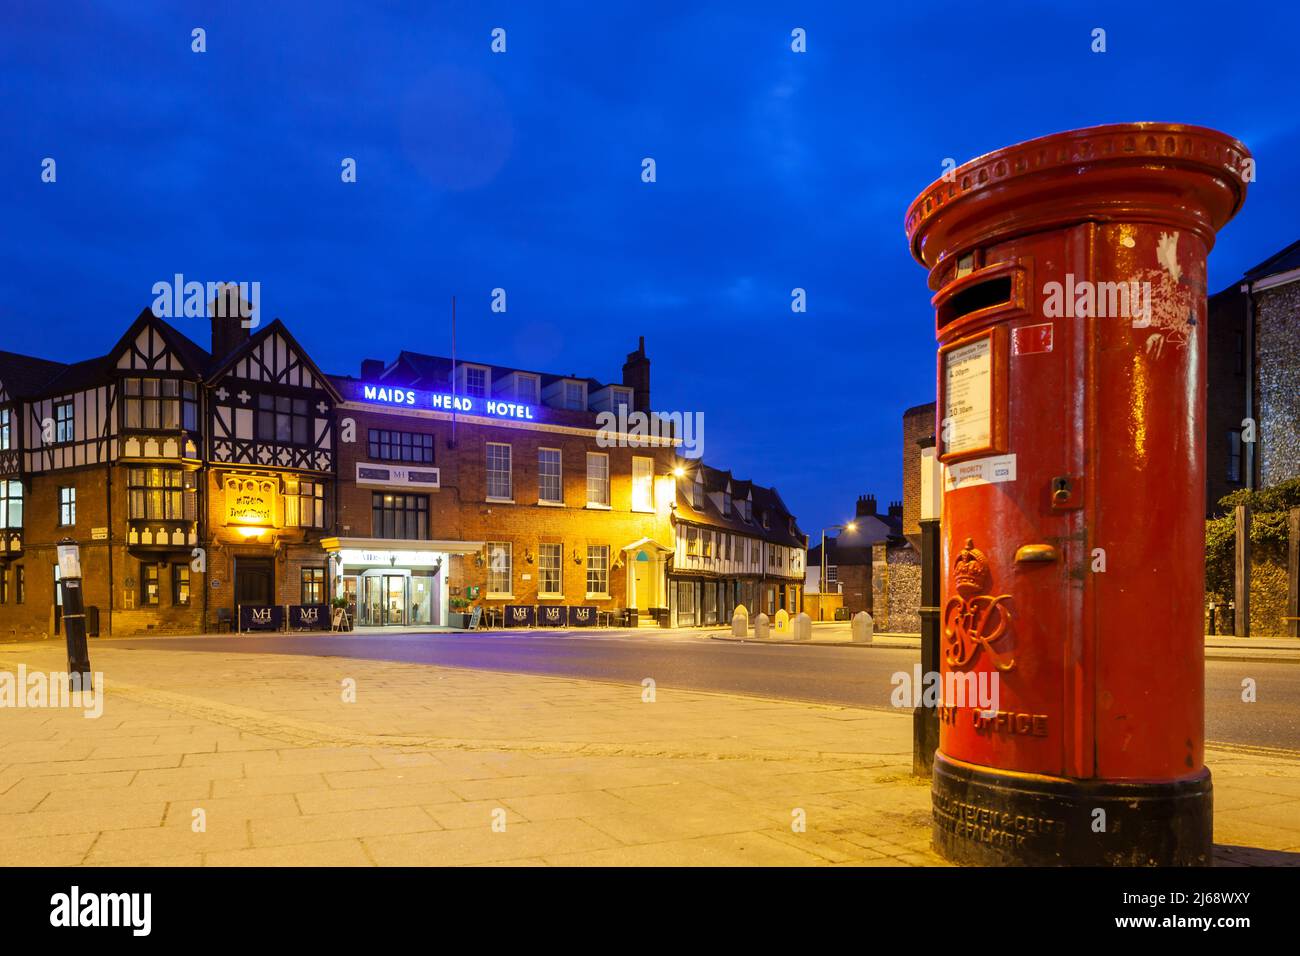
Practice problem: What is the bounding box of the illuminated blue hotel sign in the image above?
[355,383,537,421]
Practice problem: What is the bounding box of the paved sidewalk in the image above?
[0,642,1297,866]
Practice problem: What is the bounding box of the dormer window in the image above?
[563,381,586,411]
[692,471,704,509]
[515,374,539,404]
[741,496,752,522]
[762,510,770,529]
[459,364,490,399]
[723,488,732,516]
[612,387,633,412]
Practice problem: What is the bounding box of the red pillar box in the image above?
[905,124,1250,866]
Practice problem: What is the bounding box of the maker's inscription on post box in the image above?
[943,337,992,454]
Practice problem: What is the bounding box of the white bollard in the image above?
[774,608,790,635]
[731,604,749,638]
[792,611,812,642]
[754,613,770,640]
[851,610,874,643]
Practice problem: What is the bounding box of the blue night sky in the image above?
[3,1,1297,538]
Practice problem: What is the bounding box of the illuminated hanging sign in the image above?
[224,477,277,526]
[356,383,537,421]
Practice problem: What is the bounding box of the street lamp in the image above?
[820,521,857,615]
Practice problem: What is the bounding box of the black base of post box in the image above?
[931,752,1212,866]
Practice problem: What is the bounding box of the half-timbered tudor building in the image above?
[0,307,337,638]
[668,463,807,626]
[203,317,339,632]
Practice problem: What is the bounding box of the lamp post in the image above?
[56,537,92,690]
[913,439,941,776]
[819,521,856,618]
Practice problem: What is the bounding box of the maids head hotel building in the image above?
[0,306,805,638]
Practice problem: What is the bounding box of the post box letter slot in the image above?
[937,276,1012,329]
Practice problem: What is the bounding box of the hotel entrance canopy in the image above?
[320,537,485,570]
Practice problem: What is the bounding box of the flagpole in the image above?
[450,294,458,447]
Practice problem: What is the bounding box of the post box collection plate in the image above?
[907,123,1251,866]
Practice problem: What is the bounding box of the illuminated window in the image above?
[286,478,327,529]
[538,448,562,504]
[372,493,429,540]
[173,565,192,606]
[141,563,160,607]
[487,541,512,595]
[586,545,609,597]
[54,401,74,444]
[486,443,512,500]
[632,456,654,512]
[128,468,183,520]
[300,567,325,604]
[538,542,562,596]
[0,480,23,529]
[586,453,609,506]
[58,487,76,526]
[0,408,10,450]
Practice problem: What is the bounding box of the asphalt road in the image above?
[98,630,1300,754]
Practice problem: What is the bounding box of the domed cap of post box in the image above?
[905,123,1251,279]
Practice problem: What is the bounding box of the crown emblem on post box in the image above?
[944,537,1014,672]
[953,537,990,595]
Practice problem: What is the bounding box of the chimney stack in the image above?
[208,283,253,360]
[622,336,650,412]
[360,358,386,381]
[888,500,903,519]
[856,494,878,518]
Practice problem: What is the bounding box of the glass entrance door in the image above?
[383,574,406,625]
[362,573,409,625]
